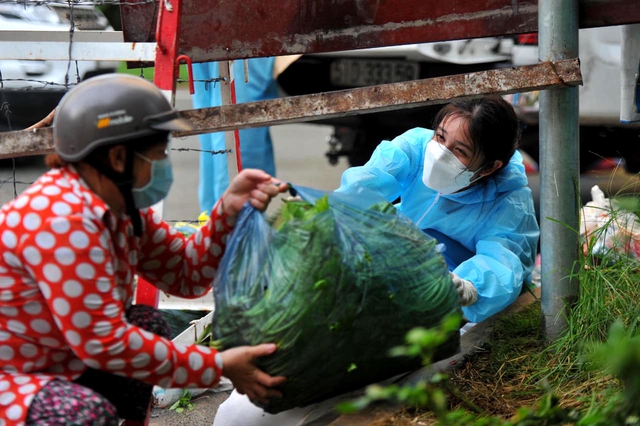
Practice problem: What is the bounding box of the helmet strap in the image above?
[84,148,143,237]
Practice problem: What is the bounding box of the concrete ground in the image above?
[149,390,230,426]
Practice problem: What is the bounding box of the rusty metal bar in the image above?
[180,0,538,62]
[177,59,582,136]
[121,0,640,62]
[121,0,159,43]
[0,59,581,159]
[0,128,54,159]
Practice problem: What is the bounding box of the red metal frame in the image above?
[153,0,183,94]
[134,0,183,314]
[122,0,640,63]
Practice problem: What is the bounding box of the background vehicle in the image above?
[277,37,514,166]
[509,26,640,174]
[0,2,118,131]
[278,28,640,174]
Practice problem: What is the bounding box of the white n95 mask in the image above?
[422,139,477,194]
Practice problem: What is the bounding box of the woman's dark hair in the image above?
[432,97,520,172]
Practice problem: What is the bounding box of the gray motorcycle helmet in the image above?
[53,74,193,162]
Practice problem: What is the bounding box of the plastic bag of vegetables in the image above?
[212,184,461,414]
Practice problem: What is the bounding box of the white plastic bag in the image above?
[580,185,640,260]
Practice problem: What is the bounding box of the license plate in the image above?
[330,59,420,87]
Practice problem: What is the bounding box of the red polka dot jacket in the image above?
[0,166,234,425]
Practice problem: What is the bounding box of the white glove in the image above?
[450,273,478,307]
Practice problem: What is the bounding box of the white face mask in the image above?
[422,139,479,194]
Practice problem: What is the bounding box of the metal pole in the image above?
[539,0,581,340]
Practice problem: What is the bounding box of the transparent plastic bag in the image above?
[212,184,461,413]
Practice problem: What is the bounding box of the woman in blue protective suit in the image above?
[336,96,540,326]
[192,58,279,212]
[211,97,539,426]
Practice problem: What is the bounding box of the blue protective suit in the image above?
[336,128,540,323]
[192,58,279,212]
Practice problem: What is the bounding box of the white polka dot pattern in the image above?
[0,167,234,424]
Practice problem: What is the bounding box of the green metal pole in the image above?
[539,0,581,340]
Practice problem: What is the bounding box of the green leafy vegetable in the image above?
[213,192,460,414]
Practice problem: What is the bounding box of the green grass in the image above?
[459,203,640,417]
[535,197,640,380]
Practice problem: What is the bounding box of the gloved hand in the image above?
[450,273,478,307]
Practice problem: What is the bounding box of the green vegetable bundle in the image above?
[212,185,460,413]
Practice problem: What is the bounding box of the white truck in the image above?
[277,27,640,174]
[277,37,515,166]
[0,2,118,131]
[508,25,640,173]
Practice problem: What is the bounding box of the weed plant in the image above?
[532,196,640,402]
[535,256,640,378]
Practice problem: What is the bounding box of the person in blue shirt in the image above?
[192,58,279,213]
[336,96,540,325]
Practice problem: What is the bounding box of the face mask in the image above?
[422,139,479,194]
[132,153,174,209]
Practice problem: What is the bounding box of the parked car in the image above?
[0,2,118,131]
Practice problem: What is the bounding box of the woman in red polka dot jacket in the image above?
[0,74,289,425]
